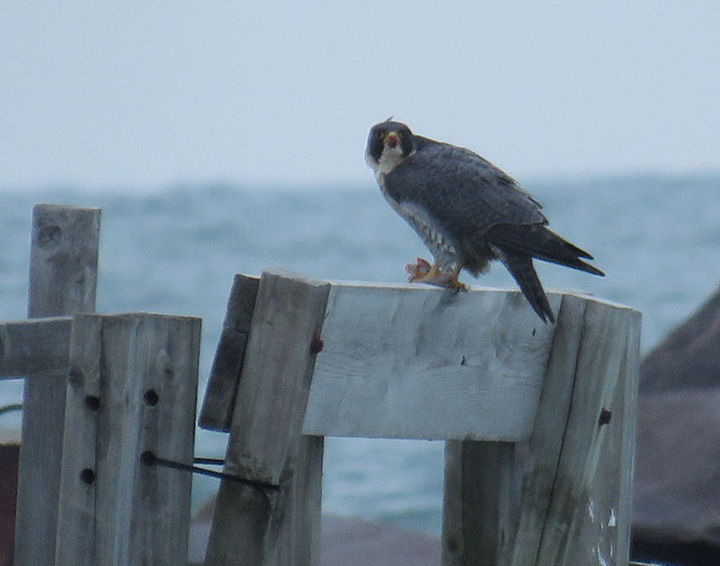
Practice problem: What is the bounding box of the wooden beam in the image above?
[203,436,324,566]
[15,204,100,566]
[199,274,260,431]
[204,271,329,566]
[0,317,72,379]
[303,282,559,441]
[440,294,641,566]
[534,300,641,566]
[55,313,201,566]
[224,270,330,485]
[442,440,518,566]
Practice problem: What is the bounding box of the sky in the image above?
[1,1,719,190]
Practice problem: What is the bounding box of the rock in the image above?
[640,286,720,394]
[632,286,720,566]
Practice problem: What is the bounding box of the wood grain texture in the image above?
[0,317,71,378]
[15,204,100,566]
[439,294,641,566]
[508,294,589,566]
[55,313,201,566]
[206,270,328,566]
[225,270,330,485]
[27,204,101,318]
[303,283,559,441]
[535,300,641,566]
[204,436,324,566]
[55,314,103,566]
[200,274,260,431]
[442,440,518,566]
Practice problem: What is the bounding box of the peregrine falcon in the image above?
[365,119,604,323]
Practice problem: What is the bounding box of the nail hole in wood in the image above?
[84,395,100,411]
[144,389,159,406]
[80,468,95,485]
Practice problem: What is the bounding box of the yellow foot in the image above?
[406,257,432,281]
[405,259,467,291]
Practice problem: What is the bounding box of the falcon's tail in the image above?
[489,224,605,277]
[500,250,555,324]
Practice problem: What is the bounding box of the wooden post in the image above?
[14,204,100,566]
[55,313,202,566]
[202,273,640,566]
[199,274,260,431]
[442,295,641,566]
[0,317,72,379]
[204,271,330,566]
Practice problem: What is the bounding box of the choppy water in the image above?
[1,174,719,534]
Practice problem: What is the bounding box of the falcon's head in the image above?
[365,120,416,178]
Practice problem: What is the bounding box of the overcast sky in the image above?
[1,2,719,190]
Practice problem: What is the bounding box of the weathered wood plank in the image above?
[224,270,330,485]
[203,436,324,566]
[55,314,103,566]
[303,282,560,441]
[15,204,100,566]
[55,313,202,566]
[442,440,518,566]
[508,294,589,566]
[204,270,329,566]
[440,294,641,566]
[535,300,641,566]
[616,316,641,566]
[269,436,324,566]
[199,274,260,431]
[0,317,71,378]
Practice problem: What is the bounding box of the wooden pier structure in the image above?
[0,204,641,566]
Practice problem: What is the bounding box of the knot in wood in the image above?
[37,224,62,246]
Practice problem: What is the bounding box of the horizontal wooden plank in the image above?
[0,317,72,379]
[302,282,562,442]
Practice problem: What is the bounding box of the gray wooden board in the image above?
[508,294,589,566]
[0,316,71,378]
[56,314,103,566]
[536,300,641,566]
[303,282,561,441]
[27,204,100,318]
[442,440,518,566]
[56,313,201,566]
[205,436,325,566]
[225,270,330,485]
[15,204,100,566]
[199,274,260,431]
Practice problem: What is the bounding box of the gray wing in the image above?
[383,139,547,243]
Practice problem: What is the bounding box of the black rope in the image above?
[141,451,281,492]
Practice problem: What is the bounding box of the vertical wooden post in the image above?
[55,313,201,566]
[199,274,260,431]
[15,204,100,566]
[204,271,330,566]
[442,441,518,566]
[441,295,641,566]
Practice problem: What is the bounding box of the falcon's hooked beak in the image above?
[384,131,401,149]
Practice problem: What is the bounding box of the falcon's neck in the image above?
[368,148,413,185]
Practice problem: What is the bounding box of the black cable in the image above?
[193,457,225,466]
[141,451,281,492]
